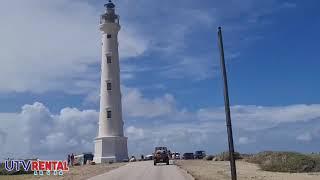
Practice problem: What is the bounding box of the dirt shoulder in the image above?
[0,163,126,180]
[176,160,320,180]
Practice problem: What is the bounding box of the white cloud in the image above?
[121,73,135,80]
[198,104,320,131]
[125,126,145,140]
[0,0,148,94]
[0,0,288,94]
[119,27,149,58]
[82,84,177,116]
[125,123,216,156]
[282,2,297,9]
[297,133,312,142]
[0,102,98,159]
[1,100,320,159]
[238,137,255,145]
[161,56,218,80]
[122,87,176,118]
[239,137,249,145]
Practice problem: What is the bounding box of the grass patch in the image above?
[246,151,320,173]
[215,151,242,161]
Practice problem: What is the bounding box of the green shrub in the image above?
[247,151,320,173]
[216,151,241,161]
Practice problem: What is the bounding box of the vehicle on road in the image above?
[182,153,194,160]
[172,152,181,159]
[194,151,206,159]
[145,154,153,160]
[154,147,170,165]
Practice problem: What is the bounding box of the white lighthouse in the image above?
[94,0,128,163]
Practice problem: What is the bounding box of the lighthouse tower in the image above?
[94,0,128,163]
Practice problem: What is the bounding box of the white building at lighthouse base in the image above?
[93,136,128,163]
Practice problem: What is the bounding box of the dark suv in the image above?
[194,151,206,159]
[154,147,170,165]
[182,153,194,160]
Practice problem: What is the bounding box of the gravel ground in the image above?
[0,163,126,180]
[176,160,320,180]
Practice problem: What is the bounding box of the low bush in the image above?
[215,152,242,161]
[247,151,320,173]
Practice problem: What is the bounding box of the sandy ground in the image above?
[176,160,320,180]
[0,163,125,180]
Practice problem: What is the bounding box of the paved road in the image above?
[88,161,194,180]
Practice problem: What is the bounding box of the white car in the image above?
[145,154,153,160]
[172,152,181,159]
[129,156,137,162]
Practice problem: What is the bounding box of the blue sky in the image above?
[0,0,320,160]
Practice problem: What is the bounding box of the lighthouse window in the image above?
[107,56,112,63]
[107,82,112,90]
[107,34,112,39]
[107,110,112,118]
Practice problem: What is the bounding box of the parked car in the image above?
[145,154,154,160]
[129,156,137,162]
[194,151,206,159]
[172,152,181,159]
[122,158,129,162]
[154,147,170,165]
[183,153,194,160]
[74,153,94,165]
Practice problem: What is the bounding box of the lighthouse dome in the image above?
[105,0,115,9]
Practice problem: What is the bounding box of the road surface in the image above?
[88,161,194,180]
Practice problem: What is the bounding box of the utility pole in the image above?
[217,27,237,180]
